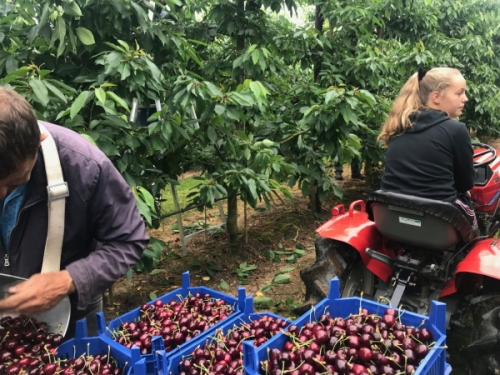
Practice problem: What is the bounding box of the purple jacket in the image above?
[0,122,149,308]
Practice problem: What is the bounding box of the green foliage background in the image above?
[2,0,500,271]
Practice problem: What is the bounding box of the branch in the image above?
[281,129,311,144]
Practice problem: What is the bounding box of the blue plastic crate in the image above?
[56,318,143,375]
[158,296,291,375]
[244,277,447,375]
[98,271,246,375]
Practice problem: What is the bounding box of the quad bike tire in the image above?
[293,238,374,315]
[464,300,500,375]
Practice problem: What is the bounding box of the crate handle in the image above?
[429,301,447,335]
[237,286,246,311]
[75,318,88,339]
[328,277,341,301]
[96,312,106,335]
[155,349,168,375]
[243,340,257,372]
[182,271,190,290]
[244,296,254,315]
[152,336,165,353]
[132,358,147,375]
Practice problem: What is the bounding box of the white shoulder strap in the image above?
[38,123,69,273]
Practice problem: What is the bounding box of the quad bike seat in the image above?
[366,190,478,250]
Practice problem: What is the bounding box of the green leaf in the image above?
[150,269,162,276]
[130,1,149,29]
[278,267,295,274]
[56,17,66,40]
[240,263,257,271]
[219,280,230,290]
[125,269,133,280]
[39,3,51,27]
[137,186,155,210]
[207,126,217,143]
[249,81,261,98]
[44,81,68,104]
[325,90,340,104]
[64,2,83,17]
[29,79,49,107]
[107,91,130,112]
[272,274,291,284]
[118,63,131,81]
[149,292,158,300]
[261,285,271,293]
[254,297,273,306]
[358,89,376,105]
[247,44,258,53]
[264,250,275,260]
[251,49,260,65]
[294,249,306,256]
[133,189,152,225]
[145,58,163,83]
[80,134,97,147]
[204,81,222,97]
[70,91,90,119]
[214,104,225,115]
[95,88,106,105]
[4,56,18,74]
[247,179,257,199]
[76,27,95,45]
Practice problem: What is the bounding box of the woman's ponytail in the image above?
[378,73,421,146]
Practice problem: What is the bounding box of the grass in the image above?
[159,177,206,215]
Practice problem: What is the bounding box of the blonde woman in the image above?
[379,68,476,226]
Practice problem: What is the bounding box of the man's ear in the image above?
[40,132,48,143]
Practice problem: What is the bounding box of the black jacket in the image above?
[381,109,475,202]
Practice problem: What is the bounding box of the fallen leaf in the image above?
[136,286,142,290]
[255,291,264,297]
[203,276,210,281]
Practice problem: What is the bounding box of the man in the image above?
[0,87,149,336]
[334,157,365,181]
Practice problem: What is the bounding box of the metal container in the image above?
[0,273,71,336]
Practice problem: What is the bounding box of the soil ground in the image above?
[106,167,372,320]
[105,135,500,374]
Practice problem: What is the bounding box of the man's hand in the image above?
[0,271,75,314]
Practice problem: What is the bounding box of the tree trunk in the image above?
[364,158,379,188]
[309,5,324,212]
[226,0,245,244]
[227,194,239,244]
[308,180,322,213]
[313,5,324,82]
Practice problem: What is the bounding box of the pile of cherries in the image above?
[112,293,236,354]
[180,315,289,375]
[0,315,125,375]
[260,308,436,375]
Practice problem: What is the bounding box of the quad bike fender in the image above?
[440,238,500,297]
[316,201,393,282]
[455,238,500,280]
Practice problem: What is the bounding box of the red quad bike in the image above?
[296,142,500,375]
